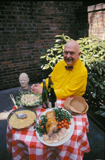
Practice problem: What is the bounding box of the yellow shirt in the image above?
[41,58,87,99]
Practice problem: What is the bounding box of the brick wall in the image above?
[88,3,105,40]
[0,1,85,90]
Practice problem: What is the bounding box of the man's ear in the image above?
[79,52,81,56]
[28,78,29,82]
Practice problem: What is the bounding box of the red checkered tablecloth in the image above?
[6,99,90,160]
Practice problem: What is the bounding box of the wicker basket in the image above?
[63,96,89,114]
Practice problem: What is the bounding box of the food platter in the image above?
[7,107,37,130]
[16,92,42,108]
[36,108,74,147]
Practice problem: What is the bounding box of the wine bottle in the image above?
[42,79,48,108]
[48,76,56,108]
[48,75,52,96]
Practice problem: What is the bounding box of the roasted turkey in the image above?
[45,110,58,136]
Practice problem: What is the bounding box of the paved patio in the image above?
[0,87,104,160]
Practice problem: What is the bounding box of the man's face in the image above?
[64,43,81,66]
[19,76,29,89]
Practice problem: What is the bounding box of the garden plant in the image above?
[39,34,105,117]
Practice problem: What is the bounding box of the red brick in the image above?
[34,60,38,64]
[41,20,50,23]
[36,40,43,44]
[2,62,11,65]
[17,41,27,44]
[9,64,14,68]
[19,64,29,68]
[41,6,49,9]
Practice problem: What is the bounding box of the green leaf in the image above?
[98,69,102,75]
[40,55,46,59]
[57,50,62,53]
[55,39,62,42]
[99,84,104,89]
[101,105,105,109]
[43,65,50,70]
[101,112,105,117]
[102,81,105,86]
[47,49,51,52]
[95,83,99,87]
[92,92,96,98]
[55,35,63,38]
[54,44,62,48]
[95,110,103,115]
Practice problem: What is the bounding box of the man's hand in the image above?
[31,84,43,95]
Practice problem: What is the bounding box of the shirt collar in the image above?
[63,58,81,69]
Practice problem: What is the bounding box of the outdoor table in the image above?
[6,99,90,160]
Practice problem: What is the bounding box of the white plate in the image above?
[36,108,74,147]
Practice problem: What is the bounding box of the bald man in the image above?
[19,73,30,93]
[31,40,87,99]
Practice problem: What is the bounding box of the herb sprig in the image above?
[34,115,47,136]
[53,107,72,122]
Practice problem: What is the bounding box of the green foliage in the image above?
[77,36,105,101]
[39,34,105,117]
[77,36,105,117]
